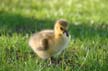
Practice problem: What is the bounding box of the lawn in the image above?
[0,0,108,71]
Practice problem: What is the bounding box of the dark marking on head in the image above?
[60,27,64,31]
[57,19,68,27]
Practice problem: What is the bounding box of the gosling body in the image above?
[29,19,70,59]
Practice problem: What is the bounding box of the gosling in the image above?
[29,19,70,63]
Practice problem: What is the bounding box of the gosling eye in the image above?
[60,27,64,31]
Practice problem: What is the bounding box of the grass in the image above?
[0,0,108,71]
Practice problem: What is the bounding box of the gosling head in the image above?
[54,19,69,38]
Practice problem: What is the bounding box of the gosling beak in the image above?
[64,30,69,37]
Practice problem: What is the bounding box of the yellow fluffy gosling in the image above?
[29,19,70,64]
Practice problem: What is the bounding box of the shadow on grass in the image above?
[0,11,108,39]
[0,11,54,35]
[69,23,108,40]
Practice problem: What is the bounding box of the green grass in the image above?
[0,0,108,71]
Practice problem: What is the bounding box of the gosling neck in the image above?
[54,31,63,39]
